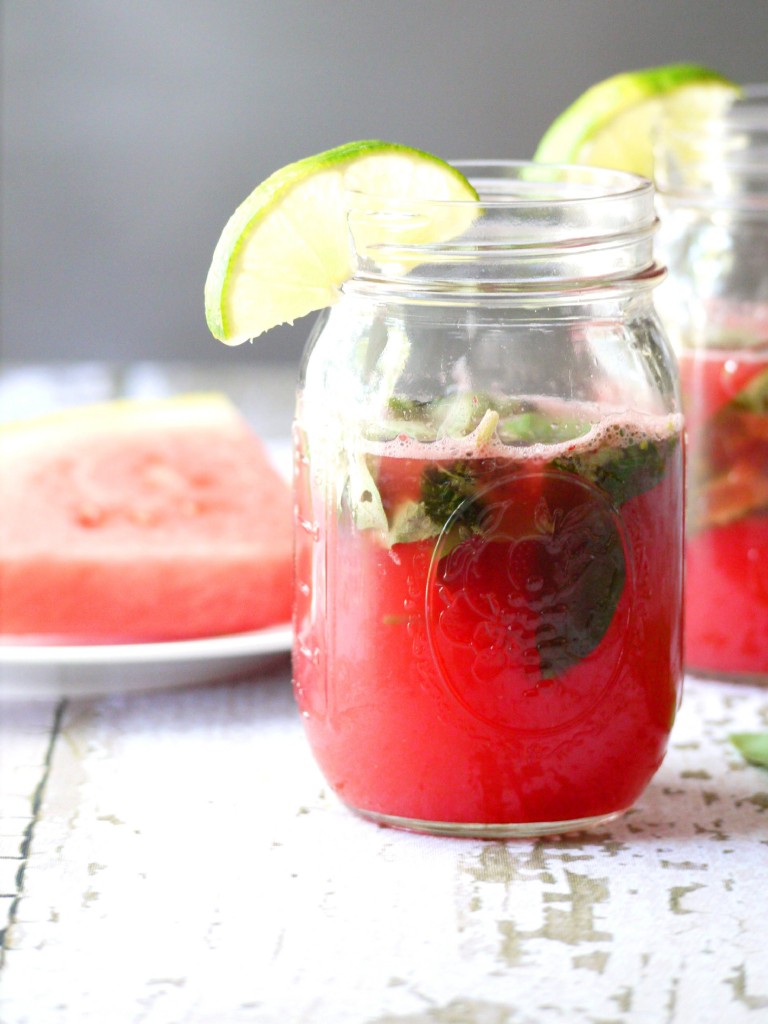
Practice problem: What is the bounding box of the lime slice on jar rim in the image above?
[204,140,480,345]
[533,63,740,178]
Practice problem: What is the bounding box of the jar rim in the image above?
[723,84,768,126]
[345,159,654,209]
[655,84,768,210]
[344,160,660,296]
[673,84,768,131]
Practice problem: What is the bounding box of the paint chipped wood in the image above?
[0,673,764,1023]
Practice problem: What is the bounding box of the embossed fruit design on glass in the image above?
[655,87,768,681]
[293,162,684,837]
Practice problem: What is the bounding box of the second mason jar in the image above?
[655,87,768,682]
[293,161,684,837]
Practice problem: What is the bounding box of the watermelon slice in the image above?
[0,393,293,644]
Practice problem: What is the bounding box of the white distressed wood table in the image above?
[1,364,767,1023]
[0,670,766,1024]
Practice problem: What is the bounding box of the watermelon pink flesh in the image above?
[0,394,293,643]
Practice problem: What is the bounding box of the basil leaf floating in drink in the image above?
[368,400,683,680]
[499,410,591,446]
[427,463,629,681]
[511,491,627,680]
[422,463,480,527]
[553,435,679,506]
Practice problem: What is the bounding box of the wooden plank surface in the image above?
[0,670,766,1024]
[0,701,61,947]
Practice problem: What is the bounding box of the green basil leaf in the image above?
[553,436,678,506]
[499,410,590,445]
[421,462,483,531]
[730,732,768,768]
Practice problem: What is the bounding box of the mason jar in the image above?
[293,161,684,838]
[655,87,768,682]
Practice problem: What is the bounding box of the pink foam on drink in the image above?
[369,403,683,462]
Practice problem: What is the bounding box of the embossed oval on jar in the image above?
[425,469,635,733]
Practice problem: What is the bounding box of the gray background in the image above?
[3,0,767,370]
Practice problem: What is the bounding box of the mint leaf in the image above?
[388,500,441,545]
[422,462,627,680]
[370,412,675,681]
[730,732,768,768]
[513,496,626,679]
[386,396,429,417]
[421,462,483,531]
[499,410,590,445]
[553,436,678,506]
[341,454,389,533]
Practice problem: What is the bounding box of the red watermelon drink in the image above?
[294,398,684,835]
[287,159,680,836]
[653,86,768,678]
[679,343,768,678]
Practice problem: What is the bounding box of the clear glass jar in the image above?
[655,87,768,682]
[293,161,684,838]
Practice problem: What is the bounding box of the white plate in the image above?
[0,625,293,701]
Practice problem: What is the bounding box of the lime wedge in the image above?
[205,140,479,344]
[533,64,739,177]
